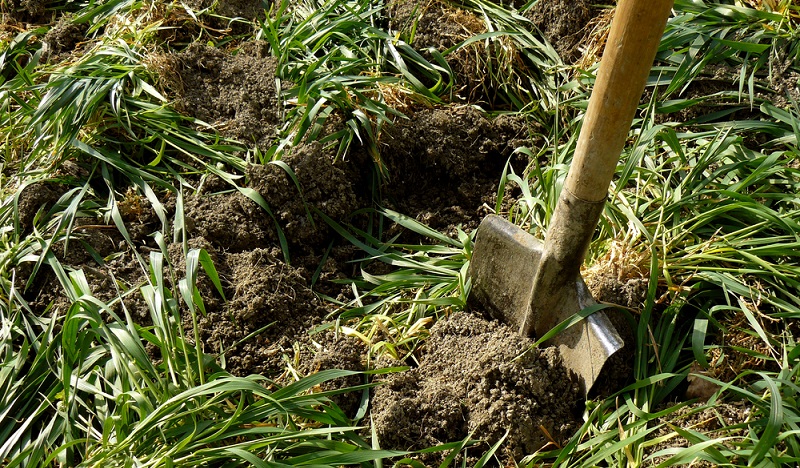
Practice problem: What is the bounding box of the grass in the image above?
[2,0,800,466]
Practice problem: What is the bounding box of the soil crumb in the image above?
[371,312,581,463]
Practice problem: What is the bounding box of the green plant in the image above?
[258,0,452,170]
[317,208,472,362]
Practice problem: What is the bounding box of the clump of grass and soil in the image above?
[2,0,800,466]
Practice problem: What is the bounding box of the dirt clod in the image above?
[307,335,367,416]
[526,0,602,64]
[41,16,88,62]
[197,247,328,377]
[381,106,535,235]
[16,182,64,235]
[249,142,359,253]
[184,191,275,253]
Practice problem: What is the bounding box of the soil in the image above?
[304,334,368,416]
[372,312,581,463]
[388,0,487,102]
[525,0,605,64]
[2,0,49,23]
[248,142,363,253]
[40,15,88,63]
[16,181,65,235]
[172,41,283,150]
[387,0,536,106]
[380,106,538,236]
[201,246,329,377]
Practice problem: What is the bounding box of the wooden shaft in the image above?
[525,0,673,339]
[565,0,673,203]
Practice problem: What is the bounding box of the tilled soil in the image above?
[372,312,581,463]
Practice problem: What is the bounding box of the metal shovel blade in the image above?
[467,215,623,397]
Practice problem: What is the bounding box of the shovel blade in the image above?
[467,215,624,396]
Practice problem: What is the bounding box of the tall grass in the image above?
[1,243,403,466]
[257,0,453,171]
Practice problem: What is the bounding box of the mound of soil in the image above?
[248,142,362,253]
[16,182,65,235]
[2,0,48,23]
[372,312,581,463]
[526,0,604,64]
[184,190,276,253]
[380,106,536,235]
[173,41,282,149]
[183,0,268,23]
[41,15,89,63]
[202,246,329,376]
[305,335,367,416]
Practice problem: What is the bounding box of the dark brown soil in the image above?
[388,0,546,106]
[184,190,277,253]
[41,15,88,63]
[172,41,282,150]
[207,247,329,377]
[16,181,65,235]
[380,106,538,235]
[388,0,486,102]
[181,0,268,36]
[248,142,362,253]
[183,0,268,23]
[2,0,49,23]
[305,334,368,416]
[371,312,581,464]
[525,0,604,64]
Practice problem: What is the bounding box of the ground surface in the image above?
[4,0,762,464]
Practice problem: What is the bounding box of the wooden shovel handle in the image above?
[565,0,674,203]
[523,0,673,341]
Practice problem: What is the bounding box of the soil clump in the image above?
[202,247,329,377]
[248,142,362,254]
[371,311,581,464]
[388,0,486,102]
[184,190,277,253]
[380,106,536,236]
[305,334,368,417]
[172,41,282,150]
[526,0,604,64]
[16,181,66,235]
[2,0,49,23]
[40,15,88,63]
